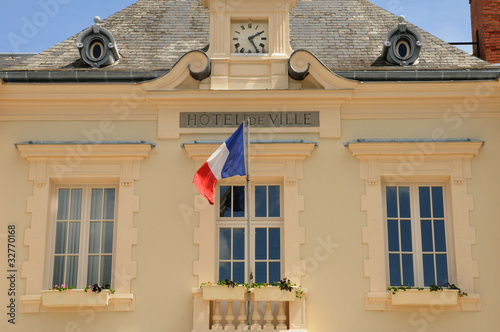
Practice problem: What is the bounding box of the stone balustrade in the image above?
[192,287,307,331]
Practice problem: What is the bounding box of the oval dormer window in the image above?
[395,39,411,60]
[89,40,105,61]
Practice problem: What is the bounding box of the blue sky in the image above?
[0,0,473,54]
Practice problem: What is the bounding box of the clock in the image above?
[231,19,268,54]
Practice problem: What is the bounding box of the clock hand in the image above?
[248,38,260,53]
[248,30,265,40]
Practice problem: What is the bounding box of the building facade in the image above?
[1,0,500,331]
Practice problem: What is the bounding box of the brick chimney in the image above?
[470,0,500,63]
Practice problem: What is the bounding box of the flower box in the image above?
[201,285,247,301]
[253,286,296,302]
[391,289,459,306]
[41,290,110,307]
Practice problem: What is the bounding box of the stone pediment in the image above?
[141,49,358,91]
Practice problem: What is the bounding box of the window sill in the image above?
[20,292,134,313]
[365,292,481,311]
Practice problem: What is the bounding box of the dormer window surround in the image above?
[382,15,423,66]
[77,16,120,68]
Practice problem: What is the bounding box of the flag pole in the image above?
[245,116,252,325]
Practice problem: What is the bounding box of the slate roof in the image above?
[0,0,493,73]
[0,53,36,69]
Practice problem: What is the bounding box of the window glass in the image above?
[219,228,231,261]
[399,187,411,218]
[255,262,267,283]
[255,228,267,260]
[218,227,245,284]
[219,186,245,218]
[67,222,80,254]
[103,189,115,220]
[387,220,399,252]
[57,189,70,220]
[387,184,449,288]
[233,228,245,260]
[268,186,280,217]
[102,222,114,254]
[91,189,103,220]
[52,186,116,288]
[269,228,280,260]
[70,189,82,220]
[255,186,267,217]
[432,187,444,218]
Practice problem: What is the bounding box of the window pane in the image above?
[386,187,398,218]
[402,254,414,286]
[434,220,446,252]
[233,228,245,260]
[436,254,448,286]
[399,187,411,218]
[432,187,444,218]
[219,228,231,260]
[219,186,232,218]
[90,188,103,220]
[269,228,280,260]
[219,262,231,281]
[57,189,70,220]
[69,189,82,220]
[66,256,78,287]
[419,187,431,219]
[87,256,99,286]
[400,219,412,252]
[268,186,280,217]
[233,186,245,217]
[52,256,65,286]
[55,222,67,254]
[387,220,399,252]
[255,262,267,283]
[103,189,115,220]
[269,262,281,284]
[100,255,112,285]
[389,253,401,286]
[420,219,433,252]
[422,254,436,286]
[67,222,80,254]
[255,186,267,217]
[102,222,114,254]
[233,262,245,284]
[89,222,101,254]
[255,228,267,260]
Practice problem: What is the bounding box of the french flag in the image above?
[193,124,246,205]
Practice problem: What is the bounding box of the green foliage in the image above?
[387,283,467,297]
[201,277,304,298]
[84,283,116,294]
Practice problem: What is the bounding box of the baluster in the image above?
[276,301,287,330]
[225,300,235,330]
[262,301,274,330]
[212,300,223,330]
[251,294,262,330]
[237,299,248,330]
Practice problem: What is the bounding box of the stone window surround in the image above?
[184,141,316,330]
[16,142,153,313]
[346,139,482,311]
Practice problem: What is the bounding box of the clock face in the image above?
[231,19,268,54]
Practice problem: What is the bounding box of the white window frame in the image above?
[48,184,118,289]
[347,140,482,311]
[383,182,456,288]
[216,181,284,284]
[16,142,153,313]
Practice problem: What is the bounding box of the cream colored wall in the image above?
[1,85,500,332]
